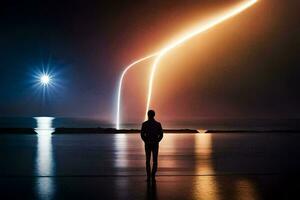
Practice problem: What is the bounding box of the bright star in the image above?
[30,61,64,101]
[40,74,51,86]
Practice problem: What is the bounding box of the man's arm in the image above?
[158,123,163,142]
[141,123,147,142]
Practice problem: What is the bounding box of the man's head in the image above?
[147,110,155,120]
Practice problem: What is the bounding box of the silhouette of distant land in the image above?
[0,128,36,134]
[0,127,198,134]
[1,127,300,134]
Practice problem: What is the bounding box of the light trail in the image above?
[116,0,258,128]
[116,53,157,129]
[144,0,258,120]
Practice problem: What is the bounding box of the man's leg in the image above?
[151,143,159,179]
[145,144,151,180]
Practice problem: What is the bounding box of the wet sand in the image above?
[0,133,299,199]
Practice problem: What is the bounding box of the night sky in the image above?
[0,0,299,124]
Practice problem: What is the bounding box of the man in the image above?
[141,110,163,181]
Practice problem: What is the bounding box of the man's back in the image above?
[141,119,163,144]
[141,110,163,181]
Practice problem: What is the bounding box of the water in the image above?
[0,118,299,199]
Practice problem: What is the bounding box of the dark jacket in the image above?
[141,119,163,144]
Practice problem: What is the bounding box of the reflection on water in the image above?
[114,134,130,199]
[146,181,157,200]
[193,133,259,200]
[193,133,219,200]
[34,117,55,200]
[34,117,55,136]
[194,133,213,174]
[35,117,54,175]
[114,134,128,168]
[30,121,264,199]
[160,134,178,169]
[236,179,258,200]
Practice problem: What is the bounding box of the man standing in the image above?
[141,110,163,181]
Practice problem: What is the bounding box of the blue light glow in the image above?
[33,67,55,88]
[40,74,51,86]
[30,61,64,101]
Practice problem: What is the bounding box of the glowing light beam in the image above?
[116,0,258,128]
[116,54,157,129]
[145,0,258,120]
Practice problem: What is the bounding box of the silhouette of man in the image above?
[141,110,163,181]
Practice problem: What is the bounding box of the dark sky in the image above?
[0,0,299,123]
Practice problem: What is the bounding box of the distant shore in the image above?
[0,127,198,134]
[1,127,300,134]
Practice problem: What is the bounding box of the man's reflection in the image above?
[146,180,157,200]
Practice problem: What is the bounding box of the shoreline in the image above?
[0,127,300,134]
[0,127,198,134]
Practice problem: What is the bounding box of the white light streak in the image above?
[116,54,157,129]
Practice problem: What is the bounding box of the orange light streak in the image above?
[145,0,258,120]
[116,0,258,128]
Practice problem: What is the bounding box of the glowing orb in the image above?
[40,74,51,86]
